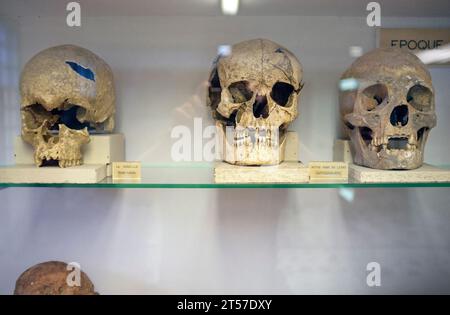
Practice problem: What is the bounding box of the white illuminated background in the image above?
[0,19,19,165]
[0,0,450,294]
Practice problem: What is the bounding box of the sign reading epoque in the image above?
[379,28,450,65]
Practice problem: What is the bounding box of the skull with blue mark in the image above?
[20,45,115,167]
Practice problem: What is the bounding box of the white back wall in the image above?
[1,11,450,294]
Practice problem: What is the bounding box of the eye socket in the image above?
[407,84,433,111]
[362,84,388,111]
[22,104,52,129]
[228,81,253,103]
[208,68,222,112]
[271,82,295,107]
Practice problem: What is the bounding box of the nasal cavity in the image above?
[253,95,269,119]
[390,105,409,127]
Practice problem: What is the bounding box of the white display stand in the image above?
[349,164,450,183]
[333,139,450,183]
[0,164,107,184]
[214,131,308,183]
[215,162,308,184]
[0,134,125,184]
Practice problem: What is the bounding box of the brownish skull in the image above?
[339,48,436,170]
[14,261,98,295]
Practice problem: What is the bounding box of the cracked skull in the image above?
[207,39,303,165]
[339,48,436,170]
[20,45,115,167]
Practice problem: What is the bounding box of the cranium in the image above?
[207,39,303,165]
[339,48,436,170]
[20,45,115,167]
[14,261,97,295]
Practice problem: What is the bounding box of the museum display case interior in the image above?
[1,0,450,294]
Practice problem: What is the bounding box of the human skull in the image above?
[207,39,303,165]
[20,45,115,167]
[14,261,98,295]
[339,48,436,170]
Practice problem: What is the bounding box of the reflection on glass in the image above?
[0,21,20,166]
[221,0,239,15]
[416,43,450,64]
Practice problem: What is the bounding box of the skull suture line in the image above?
[340,48,436,170]
[207,39,303,165]
[20,45,115,168]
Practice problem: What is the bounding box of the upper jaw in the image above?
[357,132,424,170]
[367,134,418,154]
[217,122,287,165]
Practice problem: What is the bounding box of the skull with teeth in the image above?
[20,45,115,168]
[339,48,436,170]
[207,39,303,165]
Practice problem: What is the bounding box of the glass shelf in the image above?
[1,164,450,189]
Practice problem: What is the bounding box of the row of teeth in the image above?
[38,158,82,168]
[370,135,417,146]
[234,136,278,147]
[368,135,419,153]
[234,127,274,138]
[58,159,82,168]
[368,143,417,152]
[234,128,279,146]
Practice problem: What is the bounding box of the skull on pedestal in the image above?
[20,45,115,167]
[339,48,436,170]
[207,39,303,165]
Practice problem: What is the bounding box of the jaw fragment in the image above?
[29,123,90,168]
[219,123,286,165]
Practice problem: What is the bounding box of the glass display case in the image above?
[1,0,450,295]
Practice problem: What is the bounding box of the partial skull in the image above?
[20,45,115,167]
[339,48,436,170]
[14,261,98,295]
[207,39,303,165]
